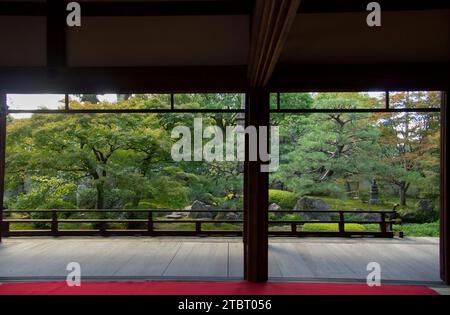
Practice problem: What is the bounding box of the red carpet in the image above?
[0,281,438,295]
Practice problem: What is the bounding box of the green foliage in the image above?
[6,96,244,216]
[275,93,382,196]
[4,92,440,235]
[12,177,77,210]
[269,189,297,209]
[202,223,241,231]
[394,222,439,237]
[302,223,366,232]
[280,213,303,221]
[414,209,439,224]
[364,222,439,236]
[272,91,440,208]
[124,200,157,210]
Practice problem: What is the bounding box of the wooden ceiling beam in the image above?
[2,0,448,16]
[298,0,450,14]
[0,1,252,16]
[247,0,301,88]
[0,0,450,16]
[269,63,450,91]
[0,66,248,94]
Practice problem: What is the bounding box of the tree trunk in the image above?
[131,191,141,207]
[399,182,407,206]
[96,181,105,210]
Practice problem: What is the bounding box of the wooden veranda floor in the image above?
[0,237,440,283]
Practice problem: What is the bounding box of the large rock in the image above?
[397,199,437,224]
[269,203,282,218]
[225,212,240,221]
[165,214,183,219]
[351,208,381,221]
[214,200,238,220]
[416,199,434,213]
[187,200,213,219]
[294,197,331,221]
[270,180,285,190]
[415,199,438,222]
[215,211,242,220]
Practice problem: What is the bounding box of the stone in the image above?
[225,212,240,221]
[416,199,434,213]
[214,200,238,220]
[293,197,331,221]
[352,208,380,221]
[187,200,213,219]
[165,214,183,219]
[268,203,283,218]
[415,199,438,222]
[270,180,285,190]
[172,211,189,217]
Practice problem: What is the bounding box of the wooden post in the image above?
[0,93,6,243]
[1,221,9,235]
[338,211,345,236]
[441,90,450,284]
[147,210,154,235]
[291,222,297,233]
[51,211,58,235]
[99,221,106,235]
[244,88,269,282]
[380,212,387,236]
[195,221,202,234]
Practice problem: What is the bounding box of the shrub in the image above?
[281,213,303,221]
[123,200,155,229]
[220,197,243,210]
[31,200,77,229]
[394,222,439,237]
[414,209,439,223]
[302,223,365,232]
[269,189,297,209]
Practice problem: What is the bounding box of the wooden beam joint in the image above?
[248,0,301,88]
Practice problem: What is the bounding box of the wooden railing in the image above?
[0,209,401,238]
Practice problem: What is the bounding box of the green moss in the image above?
[280,213,303,221]
[154,223,195,231]
[9,223,35,231]
[58,223,94,230]
[394,222,439,237]
[316,195,420,212]
[359,222,439,236]
[302,223,365,232]
[269,189,298,209]
[202,223,242,231]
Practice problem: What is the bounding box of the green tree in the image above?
[275,93,380,197]
[376,91,441,205]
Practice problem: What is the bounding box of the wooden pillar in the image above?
[0,94,7,243]
[244,88,269,282]
[441,90,449,284]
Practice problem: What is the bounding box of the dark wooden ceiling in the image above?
[0,0,449,92]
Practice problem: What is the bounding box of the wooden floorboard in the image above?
[0,237,441,282]
[163,242,229,277]
[114,242,181,277]
[228,242,243,278]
